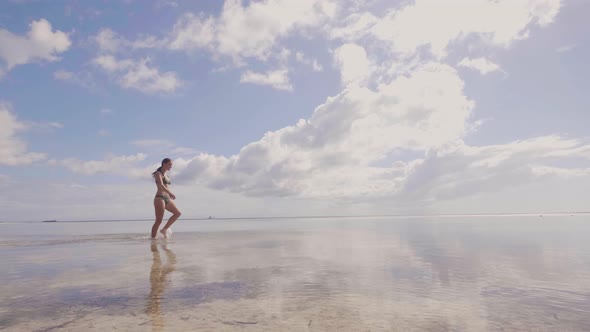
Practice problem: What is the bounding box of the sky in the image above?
[1,0,589,222]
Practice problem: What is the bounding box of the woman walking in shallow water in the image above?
[152,158,181,239]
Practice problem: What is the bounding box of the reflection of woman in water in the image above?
[152,158,182,239]
[147,243,176,331]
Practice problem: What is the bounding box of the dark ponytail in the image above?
[152,158,171,177]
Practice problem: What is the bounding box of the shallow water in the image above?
[1,216,590,331]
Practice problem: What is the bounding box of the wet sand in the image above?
[1,216,590,331]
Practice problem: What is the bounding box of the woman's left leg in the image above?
[161,201,181,237]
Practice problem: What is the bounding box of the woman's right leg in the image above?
[152,198,166,238]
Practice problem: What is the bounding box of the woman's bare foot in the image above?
[160,228,172,239]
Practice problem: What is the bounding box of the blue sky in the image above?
[1,0,589,221]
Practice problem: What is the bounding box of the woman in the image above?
[152,158,181,238]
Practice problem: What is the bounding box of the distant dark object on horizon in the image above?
[42,220,57,223]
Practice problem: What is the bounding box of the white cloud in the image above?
[0,102,48,166]
[276,47,292,64]
[0,19,71,73]
[90,0,337,93]
[89,1,337,93]
[64,6,101,20]
[24,121,64,133]
[458,57,501,75]
[90,30,182,94]
[168,13,216,52]
[319,0,561,86]
[171,146,199,156]
[295,51,323,71]
[87,0,561,92]
[556,43,576,53]
[240,68,293,91]
[157,0,179,9]
[53,69,95,89]
[328,12,378,41]
[131,35,167,49]
[175,39,590,203]
[94,28,121,53]
[93,55,183,94]
[57,153,147,176]
[131,139,199,158]
[94,28,166,53]
[178,131,590,204]
[93,54,129,71]
[100,108,112,115]
[53,69,73,80]
[178,62,474,198]
[364,0,562,58]
[400,136,590,203]
[333,43,372,86]
[532,166,590,178]
[312,60,323,72]
[294,52,305,62]
[98,129,110,137]
[167,0,338,62]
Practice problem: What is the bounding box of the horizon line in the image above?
[2,211,589,223]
